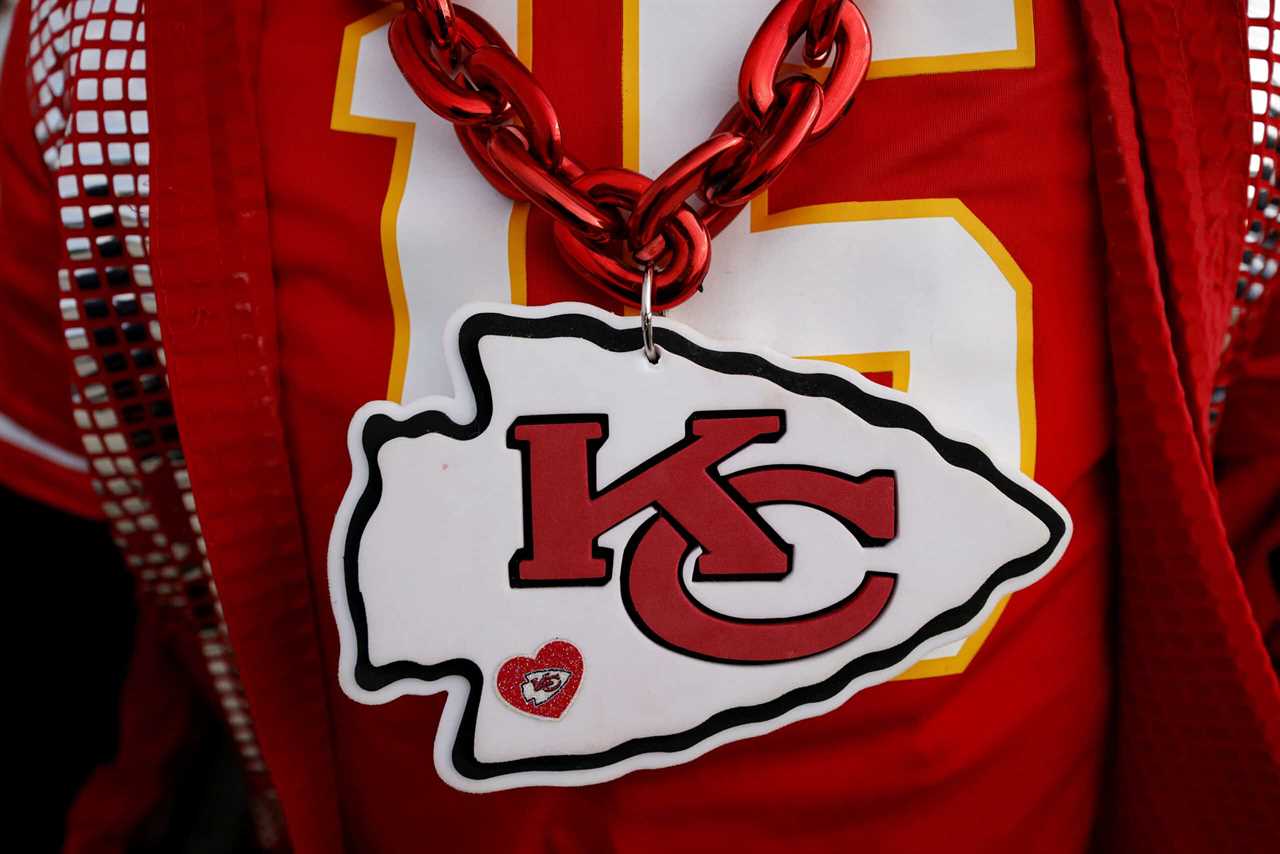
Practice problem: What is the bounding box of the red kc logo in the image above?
[529,673,561,693]
[507,411,898,663]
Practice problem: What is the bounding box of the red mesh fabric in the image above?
[9,1,285,849]
[1212,1,1280,429]
[0,0,98,518]
[1213,295,1279,670]
[1213,2,1280,674]
[1113,1,1244,461]
[1082,0,1280,848]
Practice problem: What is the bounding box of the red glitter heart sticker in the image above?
[496,640,583,720]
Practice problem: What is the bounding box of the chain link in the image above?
[554,169,711,309]
[387,0,871,309]
[413,0,456,47]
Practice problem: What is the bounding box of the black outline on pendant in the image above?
[339,309,1068,781]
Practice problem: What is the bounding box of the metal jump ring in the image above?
[641,263,660,364]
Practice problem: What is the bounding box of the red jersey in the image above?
[267,1,1112,848]
[0,1,1275,852]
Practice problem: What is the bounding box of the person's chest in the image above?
[255,2,1113,850]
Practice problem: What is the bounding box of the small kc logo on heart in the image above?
[496,640,584,719]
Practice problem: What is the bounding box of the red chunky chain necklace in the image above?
[387,0,871,310]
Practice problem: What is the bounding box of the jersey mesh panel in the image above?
[1213,0,1280,429]
[21,0,284,846]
